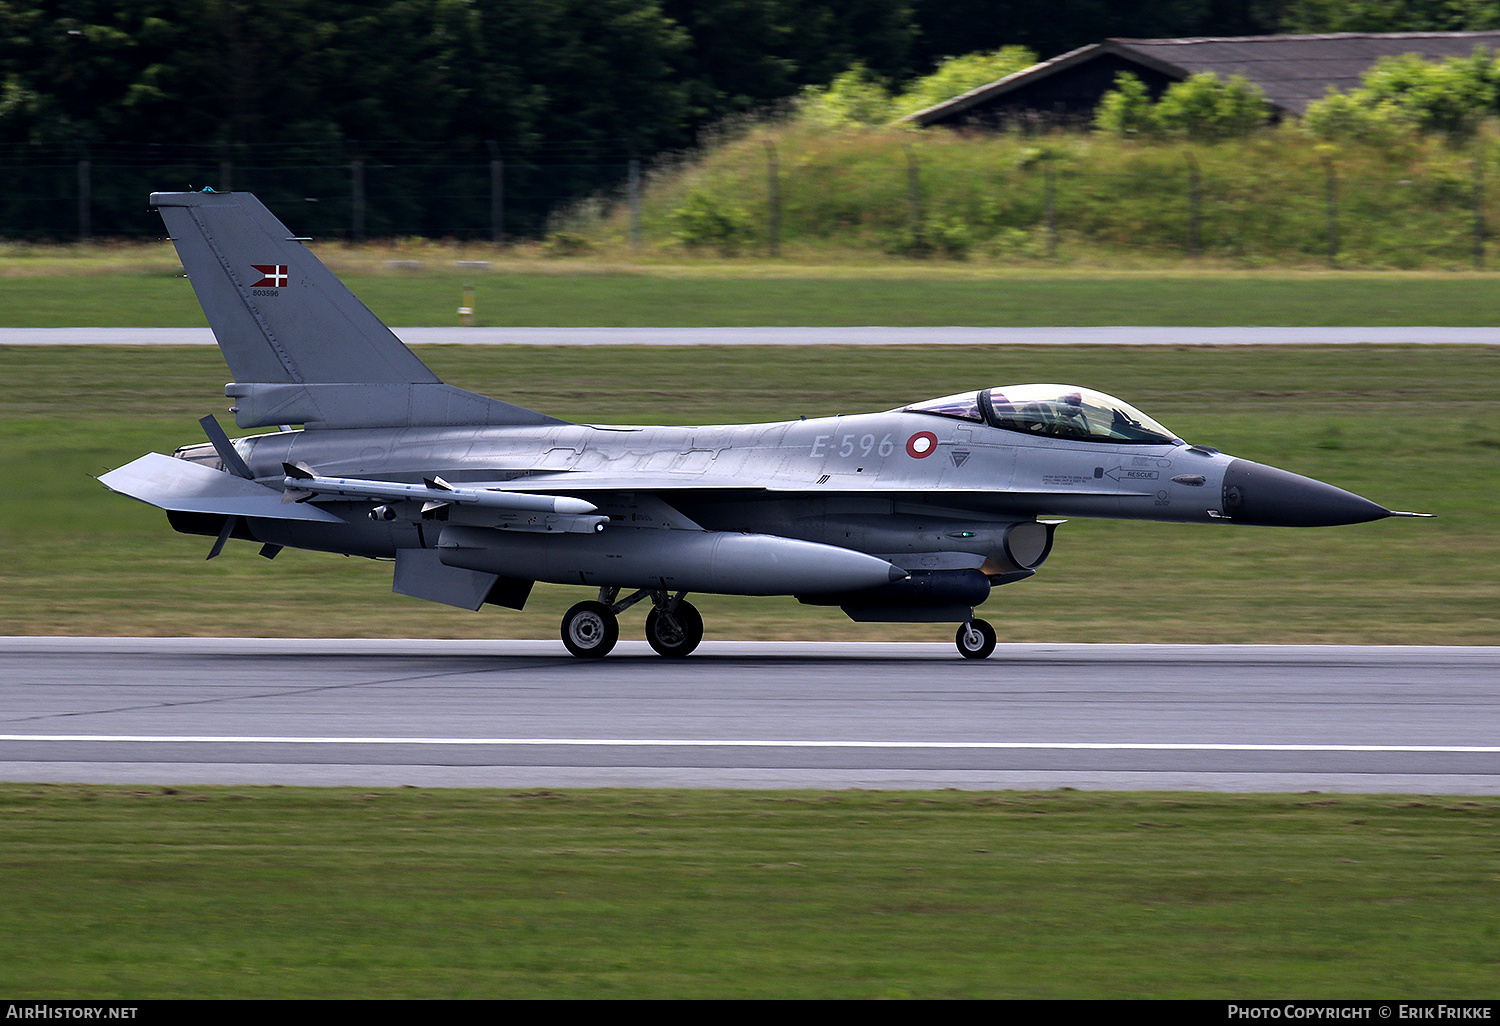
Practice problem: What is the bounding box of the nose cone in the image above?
[1221,459,1392,527]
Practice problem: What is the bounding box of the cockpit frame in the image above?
[906,384,1183,446]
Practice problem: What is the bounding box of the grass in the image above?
[15,250,1500,326]
[2,343,1495,643]
[2,785,1497,998]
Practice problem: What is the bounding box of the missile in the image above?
[438,524,907,596]
[282,463,596,515]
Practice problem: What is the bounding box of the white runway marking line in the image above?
[3,735,1498,754]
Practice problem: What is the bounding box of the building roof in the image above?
[907,31,1500,126]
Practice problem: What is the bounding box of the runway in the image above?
[2,638,1496,793]
[5,326,1500,345]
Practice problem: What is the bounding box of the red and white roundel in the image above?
[906,431,938,458]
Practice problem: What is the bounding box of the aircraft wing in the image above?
[99,453,346,522]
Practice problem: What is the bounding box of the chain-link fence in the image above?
[0,143,638,241]
[621,144,1498,269]
[5,141,1497,269]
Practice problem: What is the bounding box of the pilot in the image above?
[1054,392,1090,439]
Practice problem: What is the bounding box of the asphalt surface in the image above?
[2,638,1495,793]
[5,326,1500,345]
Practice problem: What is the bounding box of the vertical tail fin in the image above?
[151,190,561,430]
[152,190,435,386]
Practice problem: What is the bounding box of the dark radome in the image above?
[1221,459,1392,527]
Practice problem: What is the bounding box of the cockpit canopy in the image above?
[905,384,1182,446]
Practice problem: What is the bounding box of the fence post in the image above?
[1473,156,1486,271]
[765,140,781,257]
[1044,163,1057,258]
[904,143,923,250]
[491,157,505,245]
[628,158,642,249]
[1186,154,1203,258]
[351,158,366,242]
[76,149,91,242]
[1322,156,1339,268]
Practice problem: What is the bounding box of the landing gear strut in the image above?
[955,617,996,659]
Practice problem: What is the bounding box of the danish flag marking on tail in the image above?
[251,264,289,288]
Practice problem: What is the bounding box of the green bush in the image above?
[1094,73,1160,136]
[798,64,895,128]
[891,47,1037,119]
[884,216,974,259]
[1361,49,1498,139]
[801,48,1038,128]
[1096,72,1270,141]
[1301,90,1421,147]
[543,232,593,257]
[1157,73,1272,139]
[669,192,755,254]
[1304,48,1500,143]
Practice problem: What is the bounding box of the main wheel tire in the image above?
[644,601,704,658]
[955,618,996,660]
[561,601,619,658]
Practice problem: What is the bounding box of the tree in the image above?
[1278,0,1500,34]
[660,0,917,127]
[907,0,1280,71]
[0,0,200,145]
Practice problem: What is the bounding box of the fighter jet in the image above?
[100,191,1428,659]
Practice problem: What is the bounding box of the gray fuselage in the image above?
[226,408,1231,570]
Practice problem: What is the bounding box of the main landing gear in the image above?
[560,600,618,658]
[560,588,703,659]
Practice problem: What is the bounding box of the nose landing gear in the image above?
[955,618,996,659]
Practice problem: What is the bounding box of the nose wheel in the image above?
[955,618,996,659]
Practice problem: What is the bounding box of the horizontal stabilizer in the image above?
[99,453,346,522]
